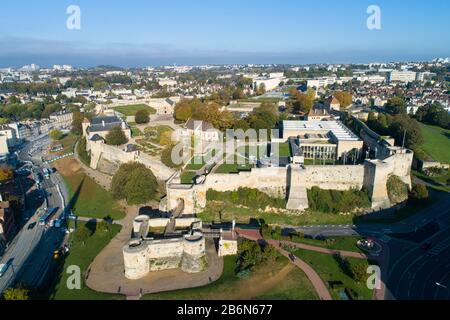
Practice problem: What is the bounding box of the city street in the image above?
[0,134,69,294]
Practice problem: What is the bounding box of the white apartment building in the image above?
[158,79,178,87]
[388,71,417,83]
[0,125,18,147]
[356,75,386,84]
[307,77,353,88]
[0,135,9,155]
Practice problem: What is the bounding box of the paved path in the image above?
[268,240,333,301]
[276,240,367,259]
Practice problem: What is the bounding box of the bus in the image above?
[39,207,58,226]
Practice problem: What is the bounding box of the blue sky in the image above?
[0,0,449,67]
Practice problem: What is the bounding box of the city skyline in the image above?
[0,0,449,67]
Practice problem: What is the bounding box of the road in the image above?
[0,134,68,294]
[282,191,450,300]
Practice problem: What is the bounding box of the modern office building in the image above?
[282,120,363,161]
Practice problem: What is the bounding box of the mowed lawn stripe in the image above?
[420,124,450,164]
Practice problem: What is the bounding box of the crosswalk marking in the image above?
[429,238,450,256]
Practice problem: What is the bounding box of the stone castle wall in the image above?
[87,138,174,181]
[166,149,414,213]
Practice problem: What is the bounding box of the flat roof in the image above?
[282,120,360,142]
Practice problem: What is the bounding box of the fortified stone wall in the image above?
[124,216,206,279]
[166,149,414,213]
[87,138,174,181]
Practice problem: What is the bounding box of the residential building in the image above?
[82,116,132,142]
[388,71,417,83]
[50,110,74,128]
[0,125,18,147]
[184,119,220,142]
[0,135,9,155]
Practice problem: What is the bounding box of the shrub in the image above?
[206,187,286,209]
[50,129,64,141]
[410,184,429,200]
[0,166,14,182]
[2,286,30,300]
[236,239,280,273]
[307,187,371,214]
[386,175,409,204]
[350,262,368,283]
[77,138,91,166]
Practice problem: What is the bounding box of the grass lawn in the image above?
[142,255,318,300]
[420,124,450,164]
[293,249,373,300]
[271,143,291,157]
[61,172,125,220]
[50,134,78,156]
[112,104,156,117]
[198,204,358,226]
[215,163,253,174]
[185,156,206,171]
[143,125,174,146]
[180,171,196,184]
[130,126,143,137]
[413,171,450,193]
[50,222,124,300]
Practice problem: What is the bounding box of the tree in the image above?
[0,166,14,182]
[415,102,450,129]
[71,111,84,135]
[111,162,158,205]
[334,91,353,109]
[350,263,368,282]
[49,129,64,141]
[74,226,92,245]
[388,115,424,149]
[385,97,407,115]
[135,109,150,124]
[290,88,315,113]
[2,286,30,300]
[174,99,194,122]
[256,83,266,95]
[106,126,127,146]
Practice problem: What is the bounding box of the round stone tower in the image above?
[180,231,207,273]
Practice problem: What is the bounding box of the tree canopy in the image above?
[49,129,64,141]
[105,126,128,146]
[385,97,407,115]
[135,109,150,124]
[334,91,353,109]
[111,162,158,205]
